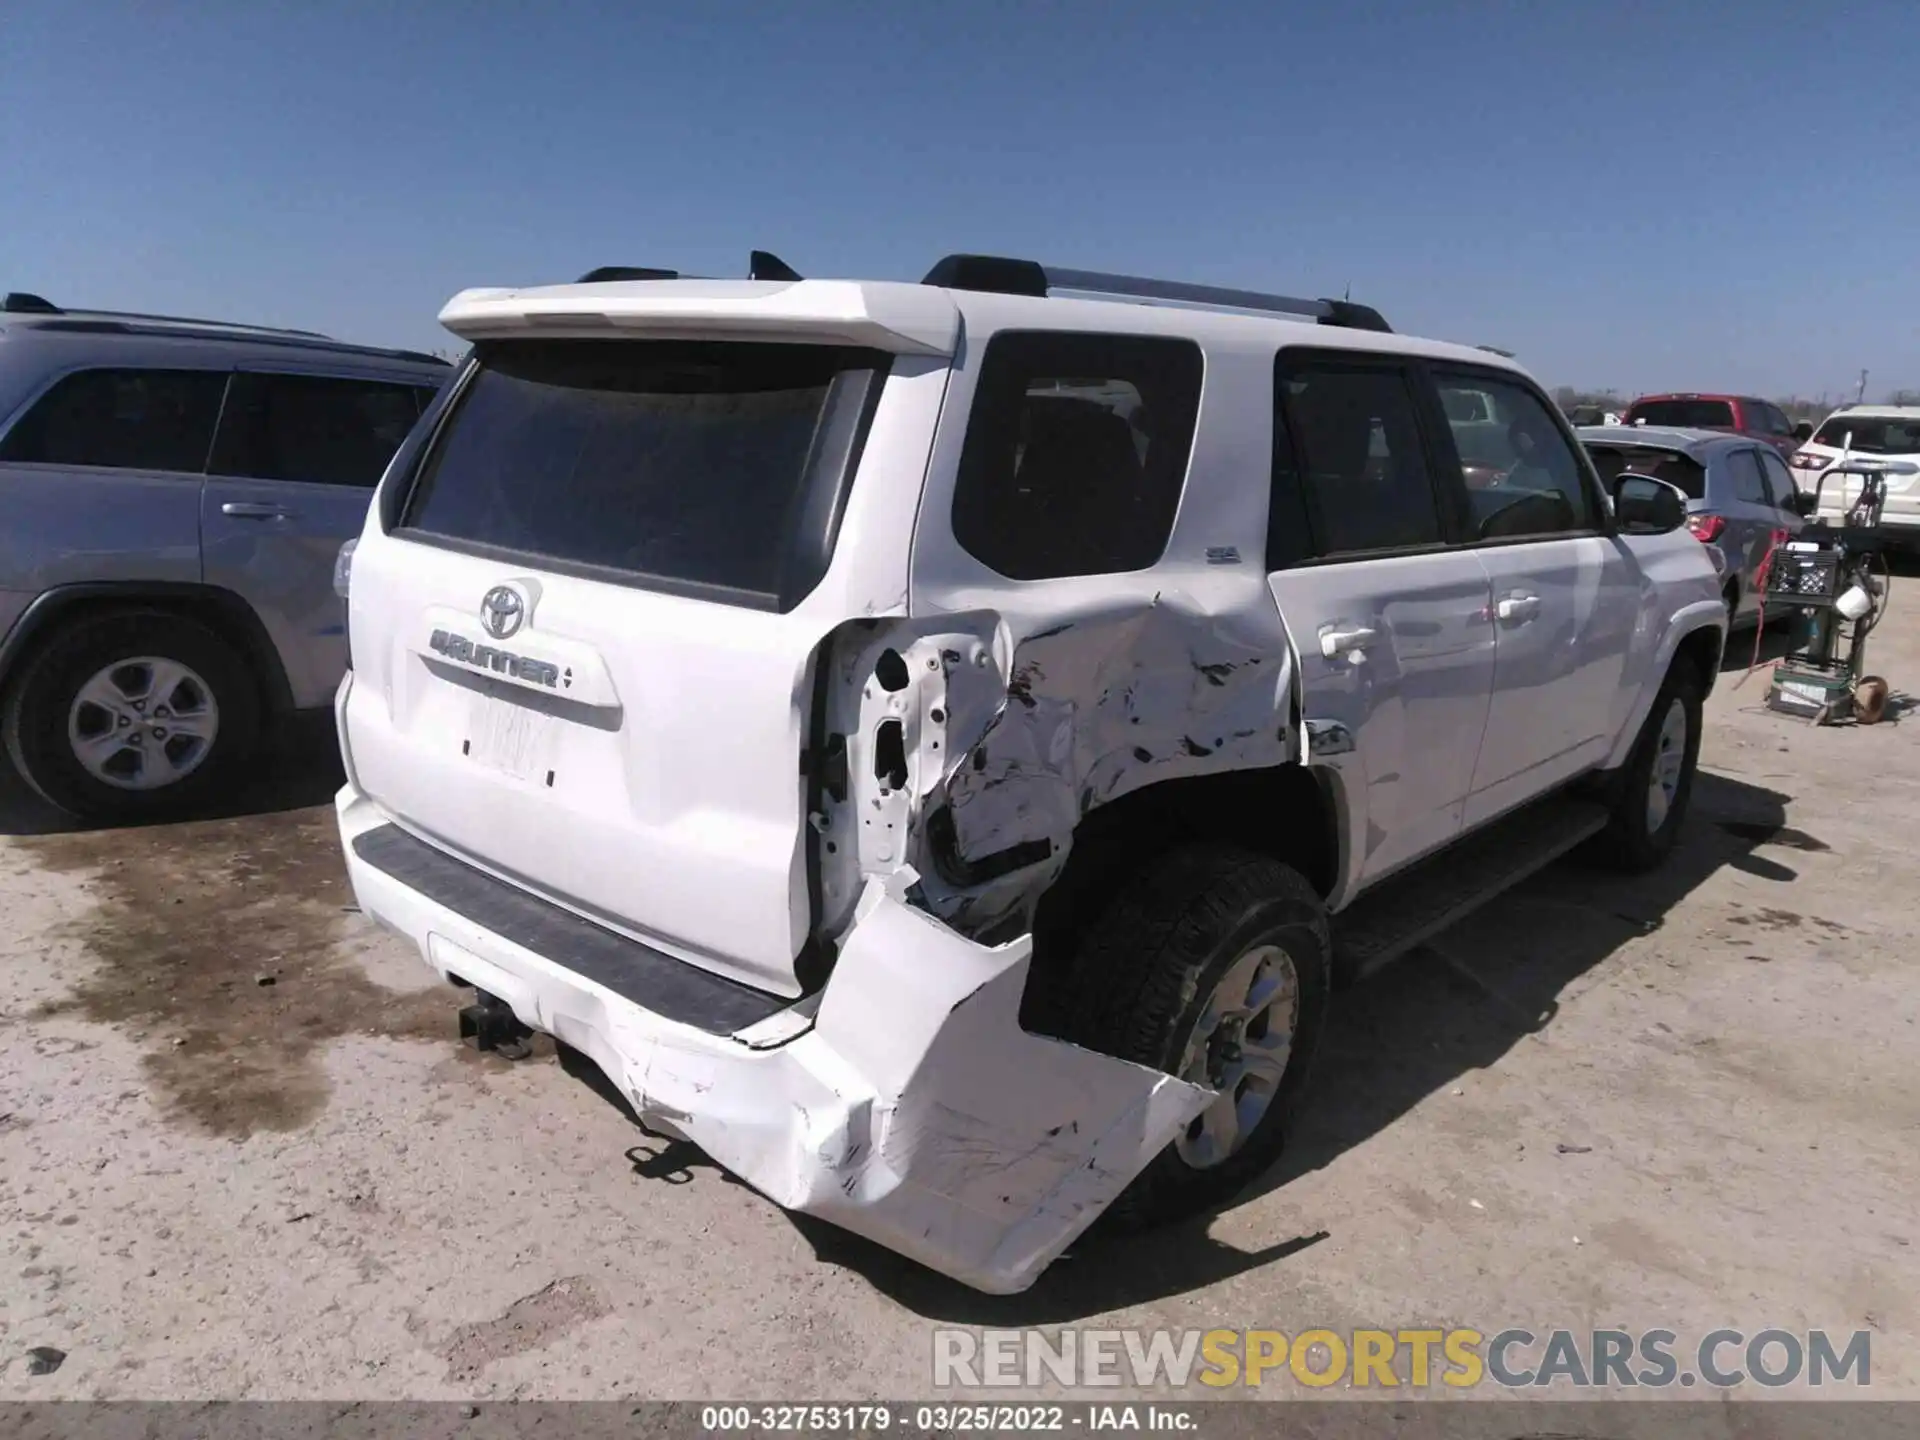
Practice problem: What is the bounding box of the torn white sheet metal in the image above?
[815,590,1297,941]
[339,793,1213,1294]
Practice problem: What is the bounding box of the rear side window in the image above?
[1812,415,1920,454]
[1630,398,1735,428]
[950,332,1202,580]
[1271,359,1441,560]
[0,368,226,473]
[1584,445,1707,500]
[209,372,423,488]
[398,339,889,608]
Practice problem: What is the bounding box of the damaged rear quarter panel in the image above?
[814,585,1299,943]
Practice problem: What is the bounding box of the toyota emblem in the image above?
[480,585,525,640]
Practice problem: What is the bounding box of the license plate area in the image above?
[463,685,560,787]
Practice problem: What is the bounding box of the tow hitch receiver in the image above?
[459,989,535,1060]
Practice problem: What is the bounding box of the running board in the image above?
[1331,795,1609,987]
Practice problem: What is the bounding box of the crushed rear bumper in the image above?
[336,785,1212,1294]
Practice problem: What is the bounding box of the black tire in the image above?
[1058,845,1331,1232]
[1588,659,1704,873]
[1,609,261,821]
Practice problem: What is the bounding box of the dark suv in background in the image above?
[0,292,450,820]
[1621,393,1811,460]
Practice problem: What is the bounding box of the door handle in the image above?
[1495,592,1541,622]
[220,502,291,520]
[1319,625,1378,659]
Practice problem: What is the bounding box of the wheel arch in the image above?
[0,583,295,717]
[1601,604,1725,773]
[1021,759,1341,1036]
[1675,620,1724,698]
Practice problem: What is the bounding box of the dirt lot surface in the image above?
[2,600,1917,1403]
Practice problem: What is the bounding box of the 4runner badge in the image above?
[428,620,564,690]
[480,585,525,639]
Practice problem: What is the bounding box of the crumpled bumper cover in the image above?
[337,787,1213,1294]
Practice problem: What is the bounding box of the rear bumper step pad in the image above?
[350,823,792,1035]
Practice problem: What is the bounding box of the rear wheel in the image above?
[2,610,260,820]
[1057,845,1331,1231]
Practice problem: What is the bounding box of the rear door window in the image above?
[209,372,424,488]
[1269,357,1444,562]
[1630,399,1736,428]
[397,338,890,609]
[950,332,1202,580]
[1729,450,1770,504]
[0,368,227,473]
[1758,449,1800,509]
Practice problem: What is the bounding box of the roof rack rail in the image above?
[577,266,682,283]
[79,309,331,340]
[7,295,332,342]
[13,313,447,366]
[575,252,805,285]
[918,254,1393,332]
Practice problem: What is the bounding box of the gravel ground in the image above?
[2,598,1917,1403]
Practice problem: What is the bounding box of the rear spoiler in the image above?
[439,277,961,356]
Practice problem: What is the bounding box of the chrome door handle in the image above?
[221,502,291,519]
[1319,625,1378,658]
[1495,592,1541,622]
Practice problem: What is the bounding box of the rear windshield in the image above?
[398,339,889,608]
[1811,416,1920,455]
[1628,399,1735,429]
[1583,444,1707,499]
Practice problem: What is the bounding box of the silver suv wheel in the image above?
[67,656,221,791]
[1645,696,1687,834]
[1174,942,1300,1169]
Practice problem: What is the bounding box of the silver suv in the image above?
[1578,425,1808,630]
[0,292,450,819]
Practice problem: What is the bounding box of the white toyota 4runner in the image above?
[334,253,1725,1294]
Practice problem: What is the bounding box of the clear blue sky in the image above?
[5,1,1914,399]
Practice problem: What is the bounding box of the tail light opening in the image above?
[1686,513,1726,542]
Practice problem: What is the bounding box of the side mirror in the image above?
[1613,473,1688,534]
[1788,491,1817,517]
[1793,421,1814,443]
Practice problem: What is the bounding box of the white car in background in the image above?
[1791,405,1920,549]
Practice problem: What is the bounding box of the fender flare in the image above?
[0,581,296,716]
[1602,599,1726,771]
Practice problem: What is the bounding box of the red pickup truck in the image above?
[1621,393,1811,460]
